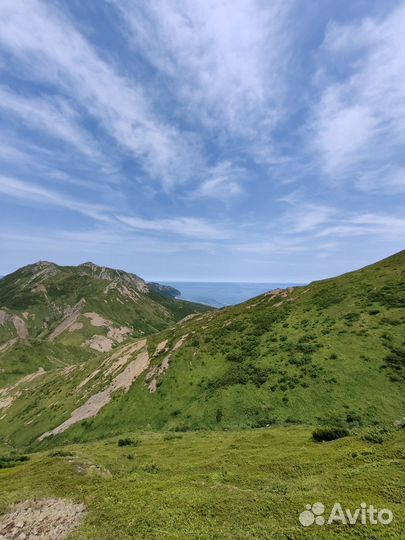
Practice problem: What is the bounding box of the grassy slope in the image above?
[58,250,405,442]
[0,262,210,386]
[0,251,403,449]
[0,252,404,539]
[1,427,404,539]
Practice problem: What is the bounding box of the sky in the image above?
[0,0,404,282]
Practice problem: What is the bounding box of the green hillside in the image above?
[0,261,210,386]
[0,251,404,540]
[0,251,403,449]
[1,427,404,540]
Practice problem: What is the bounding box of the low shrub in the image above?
[363,427,387,444]
[163,433,183,441]
[48,449,74,458]
[0,454,29,469]
[118,437,140,447]
[312,426,349,442]
[142,462,159,474]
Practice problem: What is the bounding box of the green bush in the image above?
[49,449,74,457]
[370,284,403,308]
[0,454,29,469]
[163,433,183,441]
[312,427,349,442]
[118,437,140,447]
[142,462,159,474]
[363,427,387,444]
[225,350,244,363]
[207,362,269,390]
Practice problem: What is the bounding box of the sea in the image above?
[161,282,302,308]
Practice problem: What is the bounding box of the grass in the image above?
[0,252,404,538]
[0,251,404,448]
[0,426,404,539]
[0,261,210,386]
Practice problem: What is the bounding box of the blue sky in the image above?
[0,0,403,282]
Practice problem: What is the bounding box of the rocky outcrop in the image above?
[0,498,85,540]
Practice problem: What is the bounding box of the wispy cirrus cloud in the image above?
[0,0,202,190]
[308,3,405,192]
[117,215,230,240]
[0,1,403,280]
[190,161,244,201]
[0,174,110,222]
[114,0,295,145]
[0,85,105,163]
[316,213,404,239]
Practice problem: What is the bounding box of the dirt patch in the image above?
[0,310,8,326]
[39,343,150,440]
[112,350,149,391]
[172,334,188,351]
[84,335,114,353]
[83,312,109,327]
[107,326,132,343]
[83,313,132,344]
[48,299,86,341]
[68,322,83,332]
[0,337,18,354]
[0,311,28,340]
[11,315,28,340]
[154,339,168,357]
[76,368,101,390]
[0,368,45,410]
[32,283,47,294]
[104,339,146,377]
[147,335,188,393]
[177,313,199,325]
[0,498,85,540]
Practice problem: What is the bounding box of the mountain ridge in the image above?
[0,250,403,448]
[0,260,211,387]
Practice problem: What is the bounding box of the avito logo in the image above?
[299,501,393,527]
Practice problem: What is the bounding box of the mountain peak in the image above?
[31,260,58,269]
[79,261,99,268]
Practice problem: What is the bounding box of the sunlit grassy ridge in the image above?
[0,252,404,539]
[0,261,210,386]
[0,251,403,449]
[1,427,404,539]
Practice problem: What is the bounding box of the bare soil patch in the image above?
[0,498,85,540]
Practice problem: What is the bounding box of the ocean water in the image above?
[162,282,301,308]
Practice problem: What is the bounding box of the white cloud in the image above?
[0,0,202,190]
[316,213,404,239]
[0,174,110,221]
[0,86,101,161]
[287,204,336,234]
[355,165,405,194]
[117,215,229,240]
[114,0,294,142]
[309,3,405,188]
[234,240,306,255]
[191,161,244,201]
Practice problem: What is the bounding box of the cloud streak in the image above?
[0,175,110,222]
[308,3,405,191]
[0,0,202,190]
[114,0,294,146]
[117,215,230,240]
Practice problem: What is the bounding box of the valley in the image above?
[0,251,404,539]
